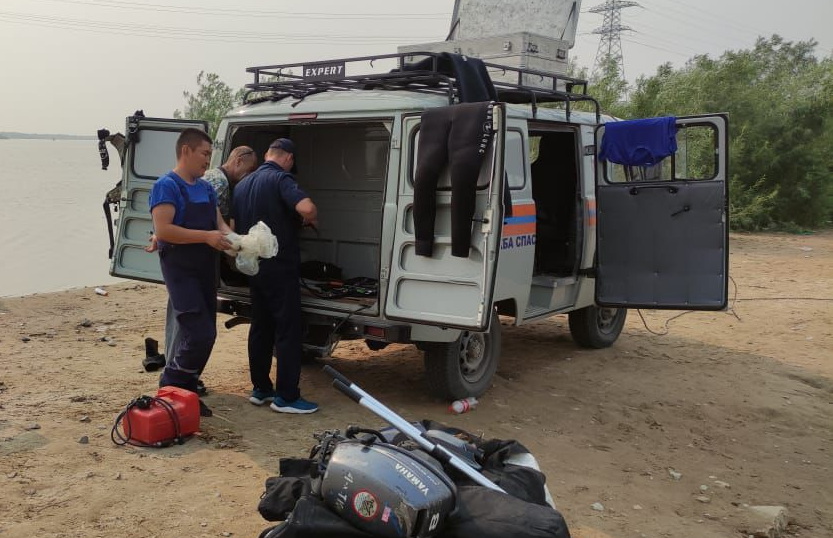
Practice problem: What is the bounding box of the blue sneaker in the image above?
[249,388,277,406]
[270,396,319,414]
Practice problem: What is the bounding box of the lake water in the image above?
[0,139,127,297]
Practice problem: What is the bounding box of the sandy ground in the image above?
[1,231,831,538]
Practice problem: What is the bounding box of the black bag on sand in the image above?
[443,485,571,538]
[259,495,375,538]
[258,477,312,522]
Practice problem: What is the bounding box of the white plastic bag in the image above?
[227,221,279,276]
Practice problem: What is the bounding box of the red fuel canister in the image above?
[122,386,200,446]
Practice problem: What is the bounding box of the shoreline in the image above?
[0,279,130,301]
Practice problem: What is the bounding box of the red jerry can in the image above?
[122,386,200,446]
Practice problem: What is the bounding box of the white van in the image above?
[106,53,728,399]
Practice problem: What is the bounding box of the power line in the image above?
[622,37,692,59]
[25,0,450,20]
[638,7,761,52]
[638,0,778,42]
[0,10,440,44]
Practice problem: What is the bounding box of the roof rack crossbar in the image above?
[243,51,595,113]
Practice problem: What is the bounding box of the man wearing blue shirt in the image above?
[148,128,233,417]
[231,138,319,414]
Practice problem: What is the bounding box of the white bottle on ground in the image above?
[449,397,478,414]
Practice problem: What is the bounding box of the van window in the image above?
[409,127,493,189]
[132,129,181,179]
[605,123,718,183]
[505,130,525,190]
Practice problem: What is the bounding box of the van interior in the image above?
[220,122,582,311]
[528,129,581,277]
[221,120,392,312]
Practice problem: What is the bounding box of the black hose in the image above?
[111,396,184,448]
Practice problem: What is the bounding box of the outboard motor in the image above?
[320,438,456,538]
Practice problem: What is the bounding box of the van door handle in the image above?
[629,185,678,195]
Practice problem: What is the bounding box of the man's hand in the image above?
[295,198,318,228]
[205,230,233,251]
[144,234,158,253]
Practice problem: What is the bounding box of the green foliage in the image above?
[590,35,833,230]
[590,55,629,117]
[173,71,245,138]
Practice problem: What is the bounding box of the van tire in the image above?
[568,306,627,348]
[423,312,501,400]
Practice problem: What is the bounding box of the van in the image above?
[106,52,728,400]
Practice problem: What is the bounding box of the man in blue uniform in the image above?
[231,138,319,414]
[149,128,233,417]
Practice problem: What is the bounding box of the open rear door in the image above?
[595,114,729,310]
[109,114,208,283]
[385,104,506,331]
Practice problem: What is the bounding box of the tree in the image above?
[620,35,833,230]
[589,55,629,117]
[173,71,245,138]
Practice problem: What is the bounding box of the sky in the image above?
[1,0,831,135]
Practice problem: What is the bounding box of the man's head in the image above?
[265,138,295,170]
[223,145,258,183]
[175,128,213,179]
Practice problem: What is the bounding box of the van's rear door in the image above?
[385,104,506,331]
[109,114,208,283]
[594,114,729,309]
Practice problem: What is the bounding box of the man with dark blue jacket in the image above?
[231,138,319,414]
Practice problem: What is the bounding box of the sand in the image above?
[1,231,831,537]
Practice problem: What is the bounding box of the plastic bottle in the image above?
[449,397,478,414]
[94,287,108,296]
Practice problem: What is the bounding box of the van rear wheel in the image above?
[423,312,501,400]
[568,305,626,348]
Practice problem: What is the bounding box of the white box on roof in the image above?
[449,0,582,48]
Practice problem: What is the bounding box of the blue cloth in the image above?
[598,116,678,167]
[149,171,217,226]
[231,161,310,264]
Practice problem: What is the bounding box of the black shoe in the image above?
[196,379,208,396]
[199,399,213,417]
[142,353,166,372]
[144,337,160,357]
[142,337,166,372]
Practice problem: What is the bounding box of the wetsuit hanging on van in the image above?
[410,53,498,258]
[414,101,495,258]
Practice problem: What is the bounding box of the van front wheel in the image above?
[423,312,501,400]
[568,305,626,348]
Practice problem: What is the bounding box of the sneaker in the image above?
[249,388,277,406]
[196,379,208,397]
[269,396,319,414]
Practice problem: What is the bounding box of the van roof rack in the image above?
[244,52,599,122]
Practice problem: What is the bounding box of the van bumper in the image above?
[216,297,412,345]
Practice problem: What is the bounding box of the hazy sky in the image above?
[1,0,830,135]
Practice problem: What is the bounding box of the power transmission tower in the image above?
[590,0,639,79]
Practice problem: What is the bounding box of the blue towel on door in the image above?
[599,116,677,166]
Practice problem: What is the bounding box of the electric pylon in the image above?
[590,0,639,79]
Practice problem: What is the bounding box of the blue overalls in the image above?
[157,182,219,393]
